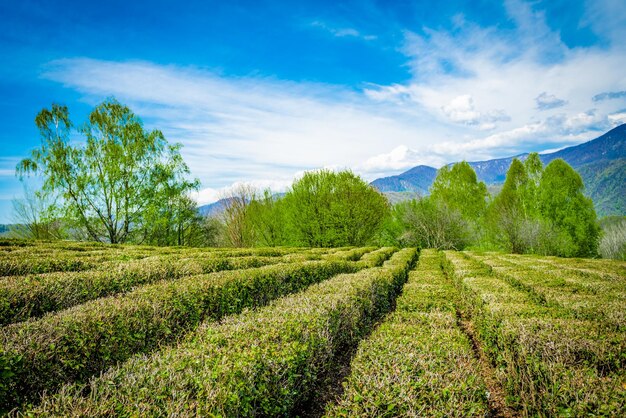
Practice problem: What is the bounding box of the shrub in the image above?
[442,251,625,416]
[326,250,488,417]
[0,259,359,409]
[599,218,626,260]
[24,249,417,416]
[0,255,285,325]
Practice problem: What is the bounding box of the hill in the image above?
[370,165,437,194]
[198,199,228,217]
[372,124,626,216]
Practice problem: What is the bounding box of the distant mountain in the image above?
[198,199,229,217]
[371,165,437,195]
[372,124,626,216]
[0,224,12,237]
[198,193,286,218]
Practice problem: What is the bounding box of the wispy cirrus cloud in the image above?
[42,58,443,202]
[363,0,626,162]
[309,20,377,41]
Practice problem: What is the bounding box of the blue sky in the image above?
[1,0,625,222]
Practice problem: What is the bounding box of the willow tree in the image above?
[430,161,488,222]
[488,158,530,253]
[283,170,389,247]
[17,99,198,244]
[538,159,600,257]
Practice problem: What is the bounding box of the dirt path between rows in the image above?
[456,311,518,417]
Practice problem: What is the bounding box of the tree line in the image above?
[221,155,606,258]
[13,100,623,259]
[383,155,602,258]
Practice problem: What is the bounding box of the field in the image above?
[0,240,624,416]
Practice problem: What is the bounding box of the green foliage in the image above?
[23,248,416,416]
[0,241,622,416]
[485,155,601,257]
[378,162,486,250]
[538,159,600,257]
[488,158,533,253]
[443,251,626,416]
[140,146,200,246]
[283,170,389,247]
[17,99,199,244]
[430,161,488,222]
[380,198,469,250]
[327,250,489,417]
[0,253,292,325]
[599,217,626,260]
[246,189,288,246]
[0,254,360,408]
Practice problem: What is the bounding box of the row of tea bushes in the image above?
[473,253,626,330]
[324,247,377,262]
[0,248,336,326]
[23,249,417,416]
[0,255,287,325]
[0,244,310,277]
[326,250,488,417]
[0,259,359,410]
[354,247,397,268]
[0,256,96,277]
[443,251,625,416]
[498,252,626,280]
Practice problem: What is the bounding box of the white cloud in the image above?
[43,58,460,190]
[41,0,626,194]
[582,0,626,44]
[360,145,443,174]
[310,21,377,41]
[362,0,626,163]
[441,95,509,129]
[608,112,626,124]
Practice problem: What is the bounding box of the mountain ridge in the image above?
[371,124,626,216]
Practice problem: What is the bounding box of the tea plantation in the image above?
[0,240,624,416]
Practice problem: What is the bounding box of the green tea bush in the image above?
[354,247,397,268]
[0,256,94,276]
[24,249,417,416]
[442,251,626,416]
[326,250,488,417]
[0,255,284,325]
[474,253,626,329]
[0,259,358,409]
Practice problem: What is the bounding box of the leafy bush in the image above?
[283,170,389,247]
[442,251,625,416]
[599,218,626,260]
[0,254,285,325]
[0,259,359,409]
[326,250,488,417]
[24,249,417,416]
[0,256,93,276]
[380,198,470,250]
